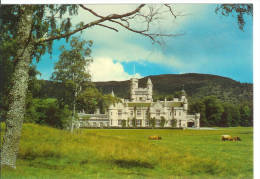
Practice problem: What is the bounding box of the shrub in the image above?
[170,119,177,128]
[25,98,72,129]
[160,116,166,128]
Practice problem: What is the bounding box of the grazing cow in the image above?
[233,136,241,141]
[221,135,233,141]
[148,136,162,140]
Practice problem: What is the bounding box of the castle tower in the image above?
[130,78,138,101]
[147,78,153,102]
[195,113,200,128]
[181,88,188,111]
[111,89,115,97]
[183,97,188,111]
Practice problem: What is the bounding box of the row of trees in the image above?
[189,96,253,127]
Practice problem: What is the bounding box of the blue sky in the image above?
[35,4,253,83]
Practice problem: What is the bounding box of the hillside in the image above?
[37,73,253,105]
[94,73,253,105]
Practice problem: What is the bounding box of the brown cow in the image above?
[148,136,162,140]
[233,136,241,141]
[221,135,233,141]
[221,135,241,141]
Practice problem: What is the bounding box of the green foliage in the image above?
[77,87,102,113]
[51,36,92,84]
[189,95,252,127]
[189,100,208,127]
[121,120,127,128]
[203,96,224,127]
[170,119,177,128]
[215,4,253,31]
[160,116,166,128]
[220,103,240,127]
[76,87,121,114]
[25,98,72,129]
[149,117,156,128]
[51,36,92,110]
[239,103,252,127]
[0,5,80,61]
[100,94,122,114]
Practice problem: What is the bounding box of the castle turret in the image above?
[183,98,188,111]
[180,87,188,111]
[130,78,138,101]
[181,89,187,101]
[195,113,200,128]
[147,78,153,101]
[111,89,115,97]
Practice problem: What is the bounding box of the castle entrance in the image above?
[187,121,195,128]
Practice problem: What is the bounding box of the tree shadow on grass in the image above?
[112,159,154,169]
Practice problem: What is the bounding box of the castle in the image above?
[78,78,200,128]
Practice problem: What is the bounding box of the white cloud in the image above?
[88,57,142,82]
[73,4,210,77]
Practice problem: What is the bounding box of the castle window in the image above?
[93,122,97,127]
[179,111,181,116]
[139,97,142,101]
[170,112,172,116]
[111,112,113,116]
[130,111,134,116]
[137,120,141,126]
[111,120,113,125]
[118,110,122,116]
[156,110,160,116]
[156,120,160,126]
[174,111,176,116]
[137,110,141,116]
[118,120,122,125]
[145,120,149,126]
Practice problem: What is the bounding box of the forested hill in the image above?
[94,73,253,105]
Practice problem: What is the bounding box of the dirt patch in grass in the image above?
[112,159,154,169]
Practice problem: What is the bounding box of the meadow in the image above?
[1,123,253,179]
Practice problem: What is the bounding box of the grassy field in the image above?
[1,123,253,179]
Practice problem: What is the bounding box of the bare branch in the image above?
[79,4,104,18]
[36,4,182,45]
[164,4,176,18]
[36,4,145,44]
[109,19,184,44]
[96,23,119,32]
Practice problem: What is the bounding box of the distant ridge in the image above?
[94,73,253,105]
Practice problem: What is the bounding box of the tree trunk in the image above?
[0,6,34,168]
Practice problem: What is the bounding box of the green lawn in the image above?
[1,124,253,179]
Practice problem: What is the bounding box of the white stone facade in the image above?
[78,78,200,128]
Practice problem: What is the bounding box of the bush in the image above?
[170,119,177,128]
[25,98,72,129]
